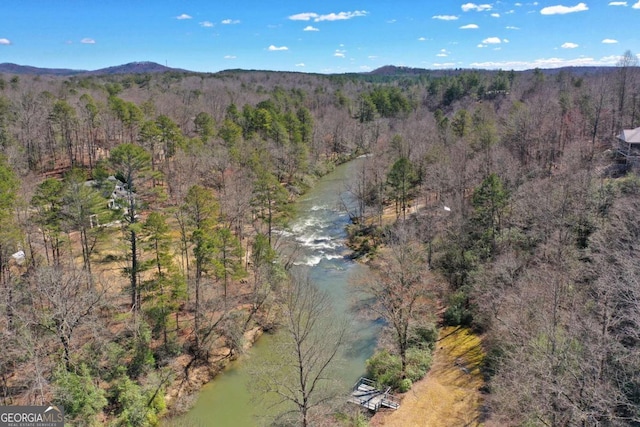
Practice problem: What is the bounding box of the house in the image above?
[86,176,136,213]
[616,126,640,163]
[106,176,139,215]
[11,250,25,265]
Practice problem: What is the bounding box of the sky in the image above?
[0,1,639,74]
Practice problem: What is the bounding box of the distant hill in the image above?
[0,63,85,76]
[367,65,493,79]
[369,65,431,76]
[87,61,188,75]
[369,64,613,78]
[0,61,187,76]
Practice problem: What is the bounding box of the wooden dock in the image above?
[348,377,400,412]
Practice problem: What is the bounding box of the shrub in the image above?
[128,322,155,379]
[365,350,402,389]
[398,378,412,393]
[53,364,107,426]
[408,324,438,351]
[405,348,432,382]
[366,346,434,390]
[443,291,473,326]
[109,375,150,426]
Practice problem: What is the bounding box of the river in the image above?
[172,159,380,426]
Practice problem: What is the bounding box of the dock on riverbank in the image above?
[348,377,400,412]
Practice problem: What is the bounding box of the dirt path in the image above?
[370,327,485,427]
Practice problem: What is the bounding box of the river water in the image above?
[173,159,379,426]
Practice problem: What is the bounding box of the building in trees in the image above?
[616,125,640,166]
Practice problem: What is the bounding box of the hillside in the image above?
[0,62,85,75]
[0,61,187,76]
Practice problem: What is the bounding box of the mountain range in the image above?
[0,61,613,77]
[0,61,185,76]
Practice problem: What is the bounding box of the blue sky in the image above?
[0,1,638,73]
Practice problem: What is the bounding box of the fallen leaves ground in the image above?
[370,326,485,427]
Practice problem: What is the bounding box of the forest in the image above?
[0,50,639,426]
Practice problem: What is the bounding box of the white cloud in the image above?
[316,11,368,21]
[433,62,456,68]
[176,13,192,20]
[506,25,520,29]
[289,10,368,22]
[561,42,579,48]
[221,19,240,24]
[462,3,493,12]
[602,38,619,43]
[418,37,427,41]
[491,13,501,17]
[289,12,317,21]
[483,37,502,44]
[633,1,640,7]
[81,38,96,44]
[478,44,487,48]
[200,21,214,27]
[224,55,236,59]
[387,19,397,23]
[433,15,459,20]
[268,45,288,51]
[460,24,479,29]
[608,1,627,5]
[334,49,347,58]
[303,25,319,31]
[0,38,12,45]
[540,3,588,15]
[296,63,305,67]
[437,49,449,57]
[368,55,378,60]
[469,55,622,70]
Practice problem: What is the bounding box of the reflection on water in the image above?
[172,160,379,426]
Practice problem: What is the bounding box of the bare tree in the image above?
[355,223,433,377]
[615,50,639,129]
[30,266,104,370]
[252,274,347,427]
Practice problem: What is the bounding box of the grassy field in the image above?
[371,326,485,427]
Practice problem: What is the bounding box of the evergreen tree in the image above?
[109,143,152,311]
[387,157,418,220]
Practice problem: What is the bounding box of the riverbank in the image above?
[370,326,486,427]
[162,326,264,416]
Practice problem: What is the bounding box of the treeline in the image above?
[0,51,639,426]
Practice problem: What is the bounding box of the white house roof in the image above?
[618,127,640,144]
